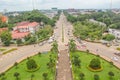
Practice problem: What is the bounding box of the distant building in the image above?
[12,21,40,40]
[109,28,120,42]
[52,8,58,11]
[89,19,106,26]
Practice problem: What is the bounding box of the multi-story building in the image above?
[12,21,40,40]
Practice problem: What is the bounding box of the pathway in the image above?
[56,49,72,80]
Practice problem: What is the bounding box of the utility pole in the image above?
[32,0,35,10]
[110,0,112,10]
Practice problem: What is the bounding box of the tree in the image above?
[72,55,81,67]
[13,72,20,80]
[16,39,22,45]
[102,34,115,41]
[0,73,6,80]
[0,31,12,46]
[30,74,34,80]
[89,58,101,69]
[51,41,58,54]
[108,71,114,80]
[38,52,41,57]
[79,72,85,80]
[47,54,55,71]
[14,62,18,69]
[94,74,99,80]
[69,39,76,52]
[26,59,38,70]
[42,73,48,80]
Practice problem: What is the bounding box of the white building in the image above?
[109,28,120,42]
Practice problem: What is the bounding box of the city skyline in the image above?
[0,0,120,12]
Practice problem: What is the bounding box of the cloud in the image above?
[0,0,120,12]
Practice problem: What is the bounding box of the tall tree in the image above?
[0,31,12,46]
[51,41,58,54]
[13,72,20,80]
[69,39,76,52]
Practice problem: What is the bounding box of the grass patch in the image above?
[117,47,120,51]
[62,25,64,42]
[0,52,57,80]
[3,48,17,54]
[70,51,120,80]
[0,48,6,52]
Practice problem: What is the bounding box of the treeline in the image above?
[1,10,61,30]
[65,11,120,29]
[65,11,115,41]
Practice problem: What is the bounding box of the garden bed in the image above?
[70,51,120,80]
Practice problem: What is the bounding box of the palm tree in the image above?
[14,62,18,69]
[51,41,58,53]
[42,73,48,80]
[108,71,114,80]
[72,55,81,67]
[79,72,85,80]
[69,39,76,52]
[30,74,34,80]
[13,72,20,80]
[94,74,99,80]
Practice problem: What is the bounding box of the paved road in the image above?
[0,12,120,76]
[56,14,73,80]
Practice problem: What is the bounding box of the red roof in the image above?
[16,21,30,26]
[15,21,39,29]
[12,31,30,39]
[28,22,39,27]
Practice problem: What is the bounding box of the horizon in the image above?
[0,0,120,12]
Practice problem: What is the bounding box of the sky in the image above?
[0,0,120,12]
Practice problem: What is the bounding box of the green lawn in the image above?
[70,51,120,80]
[0,52,57,80]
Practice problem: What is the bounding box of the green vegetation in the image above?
[62,25,64,42]
[0,31,12,46]
[69,39,76,52]
[8,10,56,29]
[0,48,6,52]
[3,48,17,54]
[117,47,120,51]
[26,59,39,72]
[36,25,53,42]
[102,34,115,41]
[51,41,58,54]
[70,51,120,80]
[0,52,57,80]
[73,22,105,41]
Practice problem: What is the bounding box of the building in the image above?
[89,19,106,26]
[109,28,120,42]
[12,21,40,40]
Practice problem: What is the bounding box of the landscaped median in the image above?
[0,52,57,80]
[2,48,17,54]
[70,51,120,80]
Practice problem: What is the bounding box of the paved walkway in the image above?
[56,49,72,80]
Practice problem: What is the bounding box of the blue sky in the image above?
[0,0,120,12]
